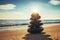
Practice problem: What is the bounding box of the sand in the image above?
[0,25,60,40]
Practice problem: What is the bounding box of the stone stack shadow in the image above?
[22,32,52,40]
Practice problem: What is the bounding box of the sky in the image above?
[0,0,60,20]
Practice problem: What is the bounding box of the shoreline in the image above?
[0,23,60,31]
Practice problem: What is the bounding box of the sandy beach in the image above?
[0,25,60,40]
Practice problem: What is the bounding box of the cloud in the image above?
[49,0,60,5]
[0,4,16,10]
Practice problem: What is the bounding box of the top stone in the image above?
[30,12,41,20]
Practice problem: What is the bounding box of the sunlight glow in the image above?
[28,2,40,13]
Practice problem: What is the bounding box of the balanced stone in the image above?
[27,12,44,34]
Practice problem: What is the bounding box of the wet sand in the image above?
[0,25,60,40]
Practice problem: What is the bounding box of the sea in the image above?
[0,19,60,31]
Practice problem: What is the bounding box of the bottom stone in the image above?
[27,27,44,34]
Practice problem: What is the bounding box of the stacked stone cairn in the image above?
[28,12,44,34]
